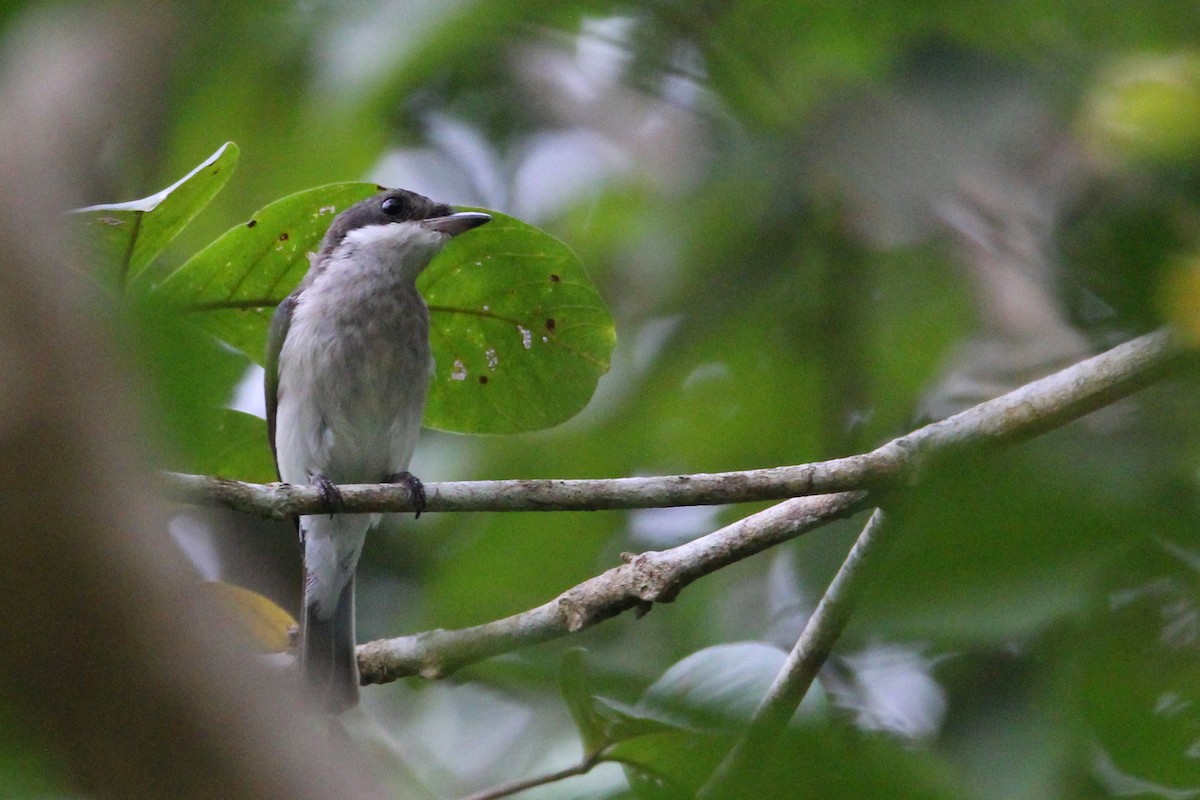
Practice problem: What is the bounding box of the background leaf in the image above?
[634,642,791,731]
[611,730,729,800]
[185,408,277,484]
[559,649,608,754]
[71,142,239,291]
[119,293,251,475]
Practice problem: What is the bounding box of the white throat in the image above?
[335,220,447,283]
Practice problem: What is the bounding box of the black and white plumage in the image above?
[265,189,489,712]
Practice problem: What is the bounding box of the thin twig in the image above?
[163,329,1182,518]
[357,491,872,683]
[456,749,605,800]
[697,508,895,799]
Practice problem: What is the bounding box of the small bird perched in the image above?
[265,189,490,712]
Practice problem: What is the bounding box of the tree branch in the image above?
[347,328,1186,684]
[698,508,895,799]
[358,491,872,682]
[165,328,1182,518]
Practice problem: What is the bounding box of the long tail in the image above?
[302,573,359,713]
[300,513,369,713]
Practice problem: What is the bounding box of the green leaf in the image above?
[556,650,703,754]
[184,408,276,483]
[610,729,730,800]
[636,643,791,731]
[1080,538,1200,793]
[421,209,616,433]
[152,182,380,361]
[120,293,249,472]
[157,186,613,434]
[72,142,239,291]
[559,649,608,753]
[612,726,963,800]
[592,696,687,743]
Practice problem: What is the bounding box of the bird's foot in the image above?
[311,472,345,516]
[385,471,426,518]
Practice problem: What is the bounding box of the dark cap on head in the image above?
[317,188,453,258]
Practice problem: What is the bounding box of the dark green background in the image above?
[9,1,1200,798]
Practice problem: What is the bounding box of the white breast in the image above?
[274,221,439,487]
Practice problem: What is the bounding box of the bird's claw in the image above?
[385,471,426,518]
[311,473,345,515]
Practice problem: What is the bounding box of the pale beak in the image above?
[423,211,492,237]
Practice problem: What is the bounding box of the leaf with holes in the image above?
[421,209,615,433]
[152,182,380,361]
[157,184,614,435]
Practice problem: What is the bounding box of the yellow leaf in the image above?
[200,581,296,653]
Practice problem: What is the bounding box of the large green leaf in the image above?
[152,182,379,361]
[421,209,616,433]
[157,185,614,434]
[72,142,239,291]
[121,293,251,473]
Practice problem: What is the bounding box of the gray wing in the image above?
[265,292,297,480]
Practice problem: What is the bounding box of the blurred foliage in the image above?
[8,0,1200,797]
[1078,52,1200,165]
[72,142,239,291]
[0,706,65,798]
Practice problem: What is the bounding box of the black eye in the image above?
[380,196,405,216]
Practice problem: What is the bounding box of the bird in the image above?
[265,188,490,712]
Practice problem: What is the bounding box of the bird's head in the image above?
[315,188,491,280]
